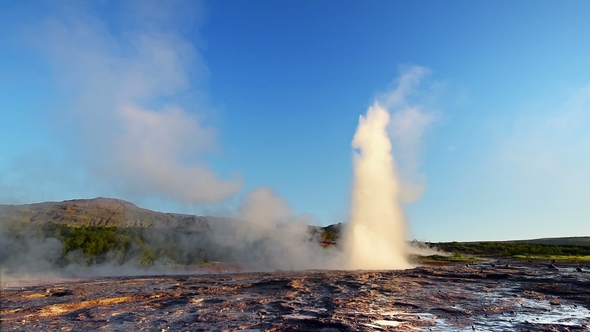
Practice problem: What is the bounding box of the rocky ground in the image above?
[1,261,589,331]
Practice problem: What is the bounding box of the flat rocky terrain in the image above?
[2,261,589,331]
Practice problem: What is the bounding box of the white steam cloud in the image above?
[343,66,436,270]
[28,1,241,204]
[343,102,410,269]
[386,66,438,203]
[208,187,342,271]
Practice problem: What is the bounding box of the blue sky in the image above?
[1,1,589,241]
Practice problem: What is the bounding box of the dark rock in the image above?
[49,289,73,297]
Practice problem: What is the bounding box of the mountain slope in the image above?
[0,197,208,230]
[510,237,590,246]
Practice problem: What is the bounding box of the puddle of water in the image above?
[376,290,590,331]
[363,323,384,329]
[381,310,438,321]
[513,298,590,326]
[373,319,403,326]
[282,314,315,320]
[473,282,590,327]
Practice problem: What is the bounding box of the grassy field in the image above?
[411,253,590,264]
[421,241,590,263]
[409,250,486,264]
[411,255,485,264]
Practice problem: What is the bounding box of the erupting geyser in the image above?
[343,102,410,269]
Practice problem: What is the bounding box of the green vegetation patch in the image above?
[3,222,210,267]
[431,241,590,259]
[410,251,485,264]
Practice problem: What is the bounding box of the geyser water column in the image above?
[343,102,410,269]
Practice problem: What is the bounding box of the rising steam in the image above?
[343,103,410,269]
[207,187,341,271]
[341,66,436,270]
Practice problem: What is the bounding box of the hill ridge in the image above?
[0,197,209,230]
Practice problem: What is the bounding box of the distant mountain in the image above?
[509,237,590,246]
[445,237,590,247]
[0,197,209,231]
[0,197,345,238]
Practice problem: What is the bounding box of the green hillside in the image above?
[0,197,209,230]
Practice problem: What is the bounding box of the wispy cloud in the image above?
[379,66,439,203]
[25,1,241,204]
[497,86,590,178]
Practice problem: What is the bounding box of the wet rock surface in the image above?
[2,261,590,331]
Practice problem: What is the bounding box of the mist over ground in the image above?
[0,189,344,281]
[0,182,438,282]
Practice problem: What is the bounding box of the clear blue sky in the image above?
[1,0,589,241]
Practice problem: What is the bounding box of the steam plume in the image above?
[343,103,410,269]
[208,187,341,270]
[343,66,436,270]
